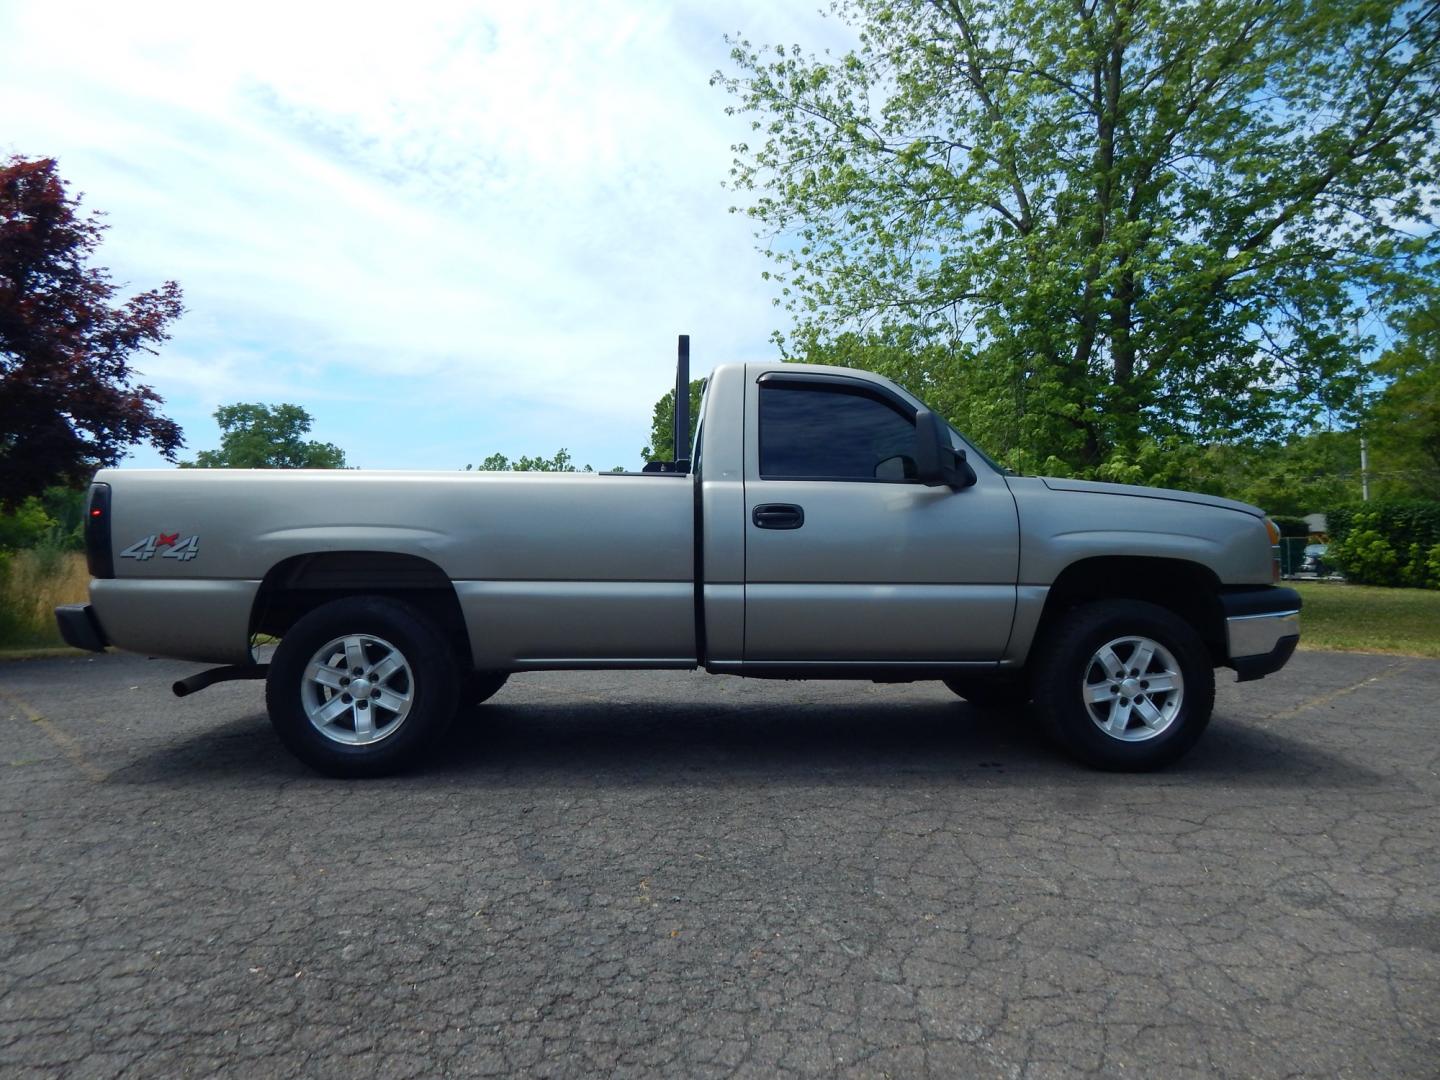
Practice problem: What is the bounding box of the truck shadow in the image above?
[110,698,1371,790]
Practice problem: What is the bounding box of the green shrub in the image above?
[1329,515,1400,585]
[1328,500,1440,547]
[1327,501,1440,587]
[0,498,55,552]
[0,488,86,554]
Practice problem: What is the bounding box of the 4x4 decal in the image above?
[119,533,199,561]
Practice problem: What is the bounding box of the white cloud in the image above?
[0,0,856,469]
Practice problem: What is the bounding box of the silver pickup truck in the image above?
[56,344,1300,776]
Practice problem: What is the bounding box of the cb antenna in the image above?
[674,334,690,471]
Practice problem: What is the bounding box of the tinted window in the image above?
[759,383,916,480]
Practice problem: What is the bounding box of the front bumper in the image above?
[1221,586,1300,682]
[55,604,109,653]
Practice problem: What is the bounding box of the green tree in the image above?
[642,379,706,462]
[466,449,594,472]
[1212,433,1368,514]
[1368,300,1440,497]
[717,0,1440,474]
[182,403,347,469]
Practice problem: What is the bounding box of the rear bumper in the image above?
[88,578,259,665]
[1221,586,1300,682]
[55,604,109,653]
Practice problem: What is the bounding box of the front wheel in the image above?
[266,597,460,777]
[1030,600,1215,771]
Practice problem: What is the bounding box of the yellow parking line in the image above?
[0,686,108,782]
[1262,659,1418,724]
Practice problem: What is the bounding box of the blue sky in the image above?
[0,1,854,471]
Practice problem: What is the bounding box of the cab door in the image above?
[742,371,1019,663]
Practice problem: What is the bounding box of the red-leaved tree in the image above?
[0,156,184,507]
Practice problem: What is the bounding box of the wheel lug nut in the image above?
[358,700,368,709]
[340,676,350,686]
[370,689,380,698]
[341,693,352,703]
[352,667,363,676]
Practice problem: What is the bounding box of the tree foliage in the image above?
[1368,298,1440,497]
[642,379,706,462]
[466,449,594,472]
[1129,432,1365,515]
[0,156,184,507]
[181,403,347,469]
[717,0,1440,474]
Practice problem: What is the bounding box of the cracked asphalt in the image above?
[1,651,1438,1078]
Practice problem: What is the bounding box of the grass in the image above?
[1292,580,1440,658]
[2,552,1438,659]
[0,550,88,651]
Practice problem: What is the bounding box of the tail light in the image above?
[85,482,114,579]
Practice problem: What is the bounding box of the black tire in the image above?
[942,677,1030,710]
[465,670,509,706]
[266,596,460,778]
[1029,600,1215,771]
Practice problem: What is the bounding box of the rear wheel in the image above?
[266,596,460,777]
[1030,600,1214,771]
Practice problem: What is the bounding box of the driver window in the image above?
[758,383,917,481]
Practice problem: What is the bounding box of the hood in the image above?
[1039,476,1264,517]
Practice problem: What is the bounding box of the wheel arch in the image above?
[1033,556,1226,665]
[249,551,473,664]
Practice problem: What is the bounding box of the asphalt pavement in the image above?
[1,650,1437,1078]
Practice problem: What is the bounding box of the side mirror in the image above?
[914,409,977,489]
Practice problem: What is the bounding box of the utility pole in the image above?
[1350,308,1376,503]
[1356,381,1370,502]
[1360,436,1370,502]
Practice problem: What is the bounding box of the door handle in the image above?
[752,503,805,530]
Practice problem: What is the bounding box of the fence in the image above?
[1279,537,1308,578]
